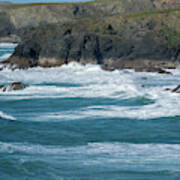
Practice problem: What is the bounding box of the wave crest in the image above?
[0,53,12,60]
[0,43,17,48]
[0,111,16,121]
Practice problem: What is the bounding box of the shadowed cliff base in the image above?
[0,0,180,71]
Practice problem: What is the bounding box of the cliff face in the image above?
[0,0,155,31]
[1,0,180,70]
[0,12,14,37]
[0,1,178,25]
[0,0,178,38]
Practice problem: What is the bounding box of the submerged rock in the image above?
[164,88,171,91]
[164,85,180,93]
[0,82,26,92]
[157,68,172,74]
[135,67,172,74]
[172,85,180,93]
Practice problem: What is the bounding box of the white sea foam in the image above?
[0,43,17,48]
[0,62,180,120]
[0,111,16,121]
[0,53,12,60]
[42,100,180,120]
[0,141,180,171]
[1,141,180,157]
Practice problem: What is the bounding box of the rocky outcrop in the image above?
[6,11,180,70]
[135,67,172,74]
[164,85,180,93]
[0,82,26,92]
[172,85,180,93]
[0,0,180,71]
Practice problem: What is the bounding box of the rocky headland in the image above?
[0,0,180,71]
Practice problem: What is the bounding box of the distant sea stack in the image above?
[0,0,180,71]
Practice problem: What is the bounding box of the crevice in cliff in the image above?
[64,36,72,64]
[95,37,103,65]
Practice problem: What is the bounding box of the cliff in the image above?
[1,0,180,70]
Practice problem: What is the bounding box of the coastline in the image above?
[1,1,180,179]
[1,34,180,180]
[0,0,179,72]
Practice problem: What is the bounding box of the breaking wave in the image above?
[0,53,12,61]
[0,111,16,121]
[1,141,180,170]
[0,43,17,48]
[0,62,180,120]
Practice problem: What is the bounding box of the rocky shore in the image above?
[0,0,180,71]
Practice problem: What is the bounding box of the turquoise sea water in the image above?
[0,43,15,62]
[0,43,180,180]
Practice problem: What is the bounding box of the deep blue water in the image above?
[0,43,180,180]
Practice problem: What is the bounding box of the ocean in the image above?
[0,43,180,180]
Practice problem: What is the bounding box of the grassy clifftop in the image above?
[0,0,173,28]
[0,0,179,29]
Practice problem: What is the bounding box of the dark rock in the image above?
[0,12,15,38]
[164,88,171,91]
[101,64,115,71]
[146,19,156,30]
[172,85,180,93]
[6,17,180,71]
[0,82,26,92]
[135,67,172,74]
[157,68,172,74]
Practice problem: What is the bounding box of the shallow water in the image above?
[0,43,180,180]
